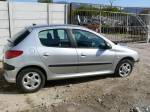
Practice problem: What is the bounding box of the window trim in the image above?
[70,29,108,49]
[38,28,75,48]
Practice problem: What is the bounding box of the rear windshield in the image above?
[13,30,30,46]
[11,29,30,46]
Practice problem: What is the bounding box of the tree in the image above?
[74,5,122,17]
[38,0,53,3]
[109,0,117,7]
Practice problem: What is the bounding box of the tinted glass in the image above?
[72,29,107,49]
[39,29,71,47]
[13,30,30,46]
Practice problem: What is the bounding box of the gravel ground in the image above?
[0,43,150,112]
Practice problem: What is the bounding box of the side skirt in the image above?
[47,70,114,80]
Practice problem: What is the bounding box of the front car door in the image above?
[71,29,115,74]
[37,28,78,77]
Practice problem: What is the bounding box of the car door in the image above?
[37,28,78,74]
[71,29,115,73]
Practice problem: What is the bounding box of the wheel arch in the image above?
[115,56,135,72]
[115,56,134,77]
[115,56,135,70]
[119,56,135,63]
[16,65,47,81]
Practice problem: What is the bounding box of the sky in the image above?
[14,0,150,7]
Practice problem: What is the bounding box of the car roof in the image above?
[26,24,86,30]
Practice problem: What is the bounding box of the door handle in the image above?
[43,52,50,56]
[81,53,86,57]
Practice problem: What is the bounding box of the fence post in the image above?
[48,3,52,24]
[8,1,13,38]
[126,14,129,33]
[64,4,68,24]
[70,3,72,24]
[147,25,150,43]
[99,6,101,33]
[147,14,150,43]
[47,3,49,25]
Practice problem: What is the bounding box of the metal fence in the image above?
[70,3,150,43]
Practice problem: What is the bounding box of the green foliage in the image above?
[73,5,123,17]
[101,6,124,16]
[78,5,100,10]
[38,0,53,3]
[101,6,122,12]
[73,5,99,17]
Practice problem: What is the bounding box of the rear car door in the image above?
[37,28,78,74]
[71,29,115,73]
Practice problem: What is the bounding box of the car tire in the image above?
[115,59,134,77]
[16,68,46,93]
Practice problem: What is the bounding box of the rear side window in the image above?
[38,29,71,47]
[13,30,30,46]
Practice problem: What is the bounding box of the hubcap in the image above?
[22,72,41,90]
[119,63,131,77]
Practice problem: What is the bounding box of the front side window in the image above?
[72,29,107,49]
[39,29,71,47]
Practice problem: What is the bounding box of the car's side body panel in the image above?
[37,47,78,74]
[75,48,115,73]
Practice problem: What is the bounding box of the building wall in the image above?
[0,1,67,60]
[0,2,9,60]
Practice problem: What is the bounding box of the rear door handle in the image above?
[43,52,50,56]
[81,53,86,57]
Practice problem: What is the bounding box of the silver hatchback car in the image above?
[3,24,139,93]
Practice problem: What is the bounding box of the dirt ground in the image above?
[0,43,150,112]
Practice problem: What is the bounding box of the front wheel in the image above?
[16,68,46,93]
[115,59,134,77]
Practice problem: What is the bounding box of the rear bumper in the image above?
[3,67,20,83]
[3,63,15,71]
[3,72,16,83]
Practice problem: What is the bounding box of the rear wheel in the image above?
[115,59,134,77]
[16,68,45,93]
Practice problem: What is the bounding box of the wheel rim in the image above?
[119,63,131,77]
[22,72,41,90]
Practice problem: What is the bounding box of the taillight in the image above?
[5,50,23,59]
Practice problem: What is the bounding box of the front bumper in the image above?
[135,58,140,63]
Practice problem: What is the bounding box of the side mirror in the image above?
[99,42,112,50]
[106,42,112,49]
